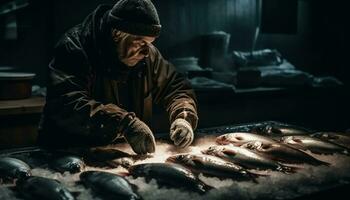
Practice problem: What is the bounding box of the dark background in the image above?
[0,0,349,133]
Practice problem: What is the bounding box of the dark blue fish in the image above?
[253,123,312,136]
[80,171,142,200]
[50,156,85,173]
[0,157,31,183]
[16,176,75,200]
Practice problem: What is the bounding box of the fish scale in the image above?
[202,145,296,173]
[241,141,329,166]
[166,153,259,182]
[0,157,31,183]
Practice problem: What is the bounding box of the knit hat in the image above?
[108,0,161,37]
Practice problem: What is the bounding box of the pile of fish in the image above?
[0,122,350,200]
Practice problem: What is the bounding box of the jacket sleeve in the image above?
[148,46,199,130]
[44,33,133,145]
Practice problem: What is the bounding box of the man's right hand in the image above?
[123,117,156,154]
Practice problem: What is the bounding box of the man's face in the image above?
[112,30,156,67]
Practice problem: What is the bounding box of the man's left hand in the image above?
[169,119,194,148]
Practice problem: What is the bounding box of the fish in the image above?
[311,132,350,149]
[280,135,349,155]
[106,157,134,169]
[80,171,142,200]
[0,157,31,183]
[252,123,312,136]
[166,153,258,182]
[129,163,212,193]
[241,141,329,166]
[49,156,86,173]
[83,148,136,169]
[16,176,75,200]
[202,145,296,173]
[216,132,277,146]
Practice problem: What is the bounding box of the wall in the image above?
[1,0,348,85]
[0,0,54,85]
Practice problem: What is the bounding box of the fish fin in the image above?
[200,183,214,194]
[245,171,264,183]
[277,164,299,174]
[248,170,269,177]
[118,172,130,177]
[292,138,303,143]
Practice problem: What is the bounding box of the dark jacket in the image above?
[38,5,198,147]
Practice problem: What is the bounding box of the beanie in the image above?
[108,0,161,37]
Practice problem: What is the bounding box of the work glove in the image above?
[123,116,156,155]
[170,118,194,148]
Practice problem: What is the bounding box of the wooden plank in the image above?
[0,97,45,116]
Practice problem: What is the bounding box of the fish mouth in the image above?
[165,156,176,163]
[202,146,219,155]
[16,170,31,179]
[201,149,210,155]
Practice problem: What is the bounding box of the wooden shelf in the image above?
[0,97,45,116]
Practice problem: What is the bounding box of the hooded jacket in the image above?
[38,5,198,147]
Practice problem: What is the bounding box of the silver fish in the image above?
[241,141,329,166]
[202,145,295,173]
[0,157,31,183]
[80,171,142,200]
[311,132,350,149]
[281,135,349,155]
[129,163,212,193]
[16,176,74,200]
[216,132,277,146]
[50,156,85,173]
[166,153,258,181]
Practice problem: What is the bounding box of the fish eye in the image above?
[235,136,243,140]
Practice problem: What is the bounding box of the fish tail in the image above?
[198,182,214,194]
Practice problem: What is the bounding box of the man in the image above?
[38,0,198,155]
